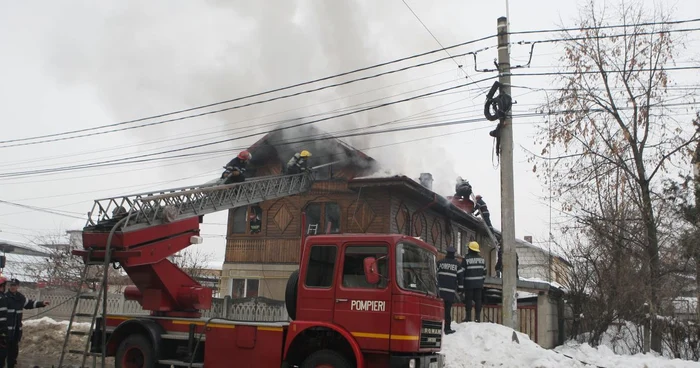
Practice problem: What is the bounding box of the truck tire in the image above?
[285,270,299,320]
[116,334,157,368]
[301,350,353,368]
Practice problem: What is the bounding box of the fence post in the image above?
[643,302,651,353]
[118,294,126,314]
[223,296,231,319]
[35,289,43,319]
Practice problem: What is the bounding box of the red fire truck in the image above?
[61,173,445,368]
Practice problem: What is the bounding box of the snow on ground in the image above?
[14,317,700,368]
[442,321,700,368]
[19,317,114,367]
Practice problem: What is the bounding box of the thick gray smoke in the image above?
[30,0,463,195]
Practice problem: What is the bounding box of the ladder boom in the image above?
[85,172,314,232]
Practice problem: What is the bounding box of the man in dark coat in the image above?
[0,276,9,368]
[461,242,486,322]
[5,279,48,368]
[472,195,493,230]
[436,246,464,334]
[223,150,252,184]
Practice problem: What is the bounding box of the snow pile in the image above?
[555,342,700,368]
[19,317,98,367]
[442,322,700,368]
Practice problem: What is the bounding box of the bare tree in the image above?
[171,246,217,281]
[532,0,699,352]
[25,233,127,293]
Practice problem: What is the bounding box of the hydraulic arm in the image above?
[73,173,314,317]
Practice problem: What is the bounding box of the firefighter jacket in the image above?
[286,153,308,173]
[225,157,248,174]
[0,293,8,344]
[473,198,489,215]
[6,291,46,342]
[436,256,464,302]
[461,252,487,289]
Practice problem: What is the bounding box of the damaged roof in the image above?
[246,125,378,174]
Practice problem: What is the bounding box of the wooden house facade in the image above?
[220,127,497,300]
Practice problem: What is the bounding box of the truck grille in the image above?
[420,320,442,349]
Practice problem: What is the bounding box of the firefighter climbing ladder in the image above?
[470,193,500,251]
[58,172,315,367]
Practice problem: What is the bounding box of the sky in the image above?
[0,0,698,267]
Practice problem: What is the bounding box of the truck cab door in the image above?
[297,244,339,322]
[333,243,391,351]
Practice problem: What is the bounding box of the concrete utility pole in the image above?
[497,16,518,330]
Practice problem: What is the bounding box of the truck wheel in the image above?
[301,350,352,368]
[116,334,156,368]
[285,270,299,320]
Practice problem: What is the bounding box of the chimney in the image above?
[419,173,433,191]
[524,236,533,243]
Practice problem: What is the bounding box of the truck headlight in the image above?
[408,359,416,368]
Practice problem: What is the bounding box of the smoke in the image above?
[25,0,462,195]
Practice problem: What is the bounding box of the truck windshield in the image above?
[396,241,438,296]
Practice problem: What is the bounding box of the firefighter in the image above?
[286,150,311,175]
[472,194,493,230]
[223,150,252,184]
[5,279,48,368]
[0,276,9,368]
[455,177,473,199]
[461,241,486,322]
[437,246,463,335]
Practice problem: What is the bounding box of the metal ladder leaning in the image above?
[57,248,112,368]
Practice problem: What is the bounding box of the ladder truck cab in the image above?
[63,173,445,368]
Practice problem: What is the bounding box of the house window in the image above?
[305,245,337,288]
[232,207,247,234]
[230,278,259,298]
[325,203,341,234]
[305,202,341,235]
[249,205,263,234]
[341,245,388,289]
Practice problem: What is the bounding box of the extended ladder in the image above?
[58,248,111,368]
[85,172,314,231]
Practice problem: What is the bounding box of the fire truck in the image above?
[59,172,445,368]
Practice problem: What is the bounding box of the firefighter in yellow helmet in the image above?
[286,150,312,175]
[460,241,487,322]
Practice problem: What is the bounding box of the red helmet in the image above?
[238,150,251,161]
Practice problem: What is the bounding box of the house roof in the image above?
[246,125,378,175]
[0,238,52,257]
[348,175,487,231]
[0,239,53,284]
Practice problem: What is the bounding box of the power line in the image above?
[0,76,498,178]
[0,34,497,146]
[0,200,85,220]
[513,27,700,45]
[0,47,498,149]
[508,17,700,36]
[511,65,700,77]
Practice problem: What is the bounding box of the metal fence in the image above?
[21,290,290,323]
[21,290,537,343]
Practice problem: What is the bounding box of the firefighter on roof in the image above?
[455,177,473,199]
[286,150,311,175]
[223,150,252,184]
[472,194,493,230]
[461,241,486,323]
[436,246,463,335]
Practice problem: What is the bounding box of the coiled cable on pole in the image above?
[483,81,512,160]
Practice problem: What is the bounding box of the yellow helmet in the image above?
[468,241,480,253]
[300,150,311,158]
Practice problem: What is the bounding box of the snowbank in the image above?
[442,321,700,368]
[19,317,113,367]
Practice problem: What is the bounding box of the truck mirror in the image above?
[363,257,381,285]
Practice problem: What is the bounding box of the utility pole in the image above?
[497,16,518,330]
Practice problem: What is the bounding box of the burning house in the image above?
[221,125,499,300]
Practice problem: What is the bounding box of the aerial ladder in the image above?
[58,171,314,367]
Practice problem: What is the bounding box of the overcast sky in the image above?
[1,0,698,266]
